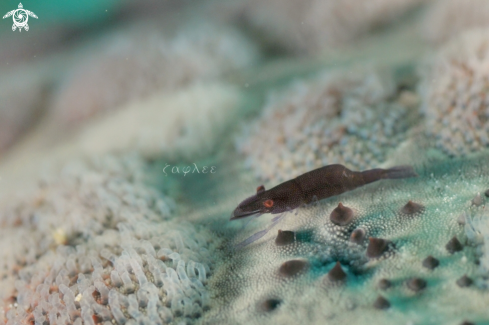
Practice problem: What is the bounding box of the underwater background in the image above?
[1,0,489,324]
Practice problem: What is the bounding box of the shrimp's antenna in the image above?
[241,212,262,230]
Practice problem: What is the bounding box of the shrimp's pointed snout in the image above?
[232,186,269,220]
[230,207,260,220]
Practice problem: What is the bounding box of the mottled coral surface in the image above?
[236,69,419,182]
[419,29,489,157]
[1,155,219,325]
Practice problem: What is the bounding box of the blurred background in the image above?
[0,0,487,174]
[0,0,195,156]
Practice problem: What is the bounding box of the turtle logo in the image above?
[3,3,37,32]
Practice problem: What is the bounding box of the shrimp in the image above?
[231,164,418,248]
[232,164,417,220]
[231,164,417,247]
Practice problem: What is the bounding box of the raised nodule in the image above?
[330,202,354,226]
[406,278,427,292]
[260,298,282,312]
[366,237,389,258]
[373,295,391,310]
[401,200,424,215]
[422,256,440,270]
[350,228,366,244]
[275,230,295,246]
[446,236,463,254]
[279,259,308,277]
[327,262,347,282]
[378,279,392,290]
[456,275,473,288]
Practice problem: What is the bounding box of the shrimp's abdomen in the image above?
[294,164,364,203]
[294,164,417,204]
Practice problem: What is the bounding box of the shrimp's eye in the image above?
[263,199,274,208]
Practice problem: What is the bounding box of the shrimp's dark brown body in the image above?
[232,164,417,220]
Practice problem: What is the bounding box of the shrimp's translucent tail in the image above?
[362,165,417,184]
[383,165,418,179]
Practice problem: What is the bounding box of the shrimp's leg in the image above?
[234,208,292,250]
[234,227,271,250]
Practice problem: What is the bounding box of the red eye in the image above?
[263,200,274,208]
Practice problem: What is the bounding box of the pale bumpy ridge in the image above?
[423,0,489,45]
[418,28,489,156]
[51,22,259,126]
[226,0,426,55]
[0,154,219,324]
[237,69,419,182]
